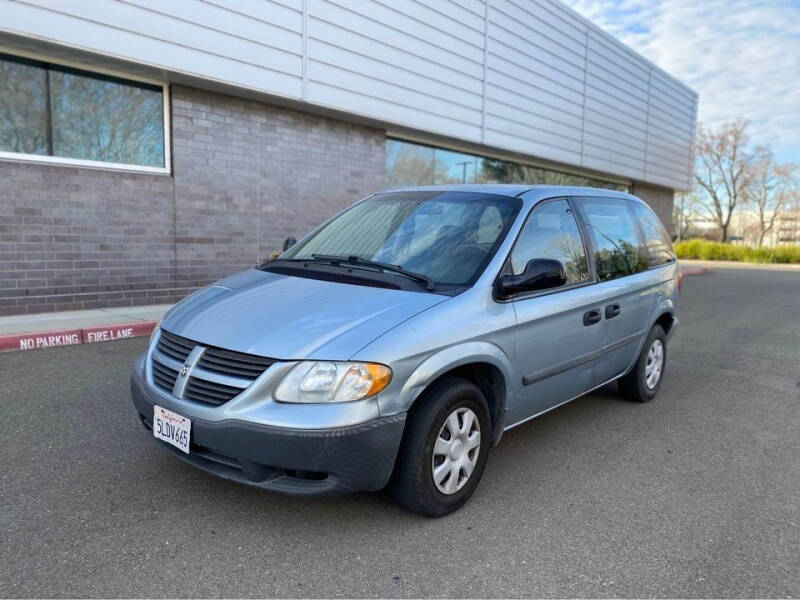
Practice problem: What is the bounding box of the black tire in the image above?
[391,377,491,517]
[618,324,667,402]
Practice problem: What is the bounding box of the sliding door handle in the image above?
[583,308,602,326]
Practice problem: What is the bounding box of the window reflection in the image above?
[387,140,434,187]
[0,58,49,155]
[434,148,478,184]
[0,53,165,168]
[386,138,628,192]
[51,71,164,166]
[510,199,589,283]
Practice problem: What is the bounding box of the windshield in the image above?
[280,191,521,287]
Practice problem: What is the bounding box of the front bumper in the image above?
[130,354,406,496]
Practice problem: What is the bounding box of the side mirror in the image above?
[497,258,567,297]
[283,236,297,251]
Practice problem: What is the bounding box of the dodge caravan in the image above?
[130,185,679,516]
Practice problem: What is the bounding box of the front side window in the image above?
[0,54,166,169]
[578,198,648,281]
[510,199,589,285]
[281,191,520,287]
[630,201,676,266]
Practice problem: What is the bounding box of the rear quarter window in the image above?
[629,201,676,267]
[577,197,648,281]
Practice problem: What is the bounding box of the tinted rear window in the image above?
[630,201,676,266]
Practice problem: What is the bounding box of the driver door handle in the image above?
[605,303,621,319]
[583,308,602,326]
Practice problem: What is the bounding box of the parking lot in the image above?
[1,266,798,598]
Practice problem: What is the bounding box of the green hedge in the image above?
[675,239,800,263]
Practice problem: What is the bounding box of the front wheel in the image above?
[618,324,667,402]
[391,377,491,517]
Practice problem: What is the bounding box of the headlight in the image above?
[274,361,392,403]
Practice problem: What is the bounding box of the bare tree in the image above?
[694,120,757,242]
[748,151,797,247]
[673,192,705,241]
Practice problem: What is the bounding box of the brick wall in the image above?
[170,86,386,288]
[0,85,386,315]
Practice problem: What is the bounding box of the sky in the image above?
[561,0,800,164]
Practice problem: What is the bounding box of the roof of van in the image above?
[377,183,638,200]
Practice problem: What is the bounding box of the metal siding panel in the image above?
[1,0,303,97]
[581,154,644,181]
[583,135,646,168]
[533,0,589,41]
[587,53,649,100]
[487,68,584,117]
[587,31,649,83]
[583,120,647,152]
[307,61,482,131]
[19,0,302,75]
[484,115,582,154]
[584,84,649,123]
[327,0,484,63]
[486,50,583,97]
[484,98,583,142]
[436,0,486,19]
[307,80,482,140]
[309,39,483,110]
[484,129,582,166]
[1,0,699,190]
[183,0,303,34]
[485,89,584,130]
[492,0,586,57]
[379,0,485,35]
[309,17,482,95]
[310,0,484,78]
[488,1,585,69]
[584,109,647,143]
[648,95,697,131]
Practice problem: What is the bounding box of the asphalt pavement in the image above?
[1,266,798,598]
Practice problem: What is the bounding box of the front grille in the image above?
[184,376,243,405]
[198,346,274,379]
[150,329,275,407]
[152,360,179,393]
[157,330,193,362]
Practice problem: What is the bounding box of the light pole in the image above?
[455,160,471,183]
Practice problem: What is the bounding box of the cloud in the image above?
[562,0,800,162]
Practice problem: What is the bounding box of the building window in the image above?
[386,138,628,192]
[0,53,168,171]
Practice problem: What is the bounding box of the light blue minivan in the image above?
[130,185,679,516]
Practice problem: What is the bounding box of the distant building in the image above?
[0,0,697,315]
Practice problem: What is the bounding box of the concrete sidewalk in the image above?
[0,304,171,353]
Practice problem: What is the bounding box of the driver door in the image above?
[505,198,606,426]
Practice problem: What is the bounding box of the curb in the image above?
[680,267,711,277]
[0,321,157,353]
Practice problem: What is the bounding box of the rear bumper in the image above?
[130,358,406,497]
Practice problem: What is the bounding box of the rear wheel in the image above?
[391,377,491,517]
[618,324,667,402]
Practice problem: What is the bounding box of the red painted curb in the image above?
[0,328,83,353]
[680,268,711,276]
[0,321,157,353]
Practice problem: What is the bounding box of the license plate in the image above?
[153,405,191,454]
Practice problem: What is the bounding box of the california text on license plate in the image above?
[153,405,191,454]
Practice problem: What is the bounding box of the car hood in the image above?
[161,269,448,360]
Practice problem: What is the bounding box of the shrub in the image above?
[674,240,800,263]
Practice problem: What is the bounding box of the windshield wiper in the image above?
[309,254,435,291]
